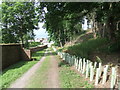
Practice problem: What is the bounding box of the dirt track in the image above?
[10,49,59,88]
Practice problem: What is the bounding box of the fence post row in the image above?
[56,50,118,89]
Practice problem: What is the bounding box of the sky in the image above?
[34,23,49,39]
[34,19,88,39]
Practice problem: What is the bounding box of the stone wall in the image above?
[1,44,22,69]
[30,45,47,53]
[1,44,47,70]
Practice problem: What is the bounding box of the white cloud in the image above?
[34,22,49,39]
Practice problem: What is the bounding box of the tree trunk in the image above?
[107,16,116,40]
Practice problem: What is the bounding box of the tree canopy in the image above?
[38,2,120,46]
[1,2,39,45]
[1,2,120,47]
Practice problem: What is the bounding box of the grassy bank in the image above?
[58,60,94,88]
[1,61,37,88]
[65,38,109,59]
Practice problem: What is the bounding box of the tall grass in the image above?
[67,38,108,58]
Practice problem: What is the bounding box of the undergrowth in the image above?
[66,38,109,59]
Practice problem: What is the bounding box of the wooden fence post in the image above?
[90,66,94,81]
[110,67,116,88]
[68,54,70,64]
[102,65,109,84]
[70,55,72,66]
[66,53,68,62]
[118,79,120,90]
[80,59,83,73]
[78,59,81,71]
[74,57,77,67]
[72,56,74,65]
[63,53,65,60]
[86,60,90,78]
[95,68,99,85]
[82,59,86,74]
[76,59,78,69]
[61,53,63,59]
[99,63,102,77]
[69,55,71,65]
[64,53,66,60]
[94,62,97,70]
[86,60,89,78]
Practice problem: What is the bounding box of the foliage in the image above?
[29,42,41,48]
[1,2,39,45]
[99,40,120,53]
[1,2,120,48]
[38,2,120,46]
[96,56,102,63]
[1,61,37,88]
[66,38,108,59]
[32,49,46,61]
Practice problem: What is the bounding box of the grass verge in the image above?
[1,61,38,88]
[32,49,46,60]
[58,60,94,88]
[26,55,51,88]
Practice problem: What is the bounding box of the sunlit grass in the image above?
[59,60,94,88]
[1,61,37,88]
[26,56,51,88]
[32,49,46,60]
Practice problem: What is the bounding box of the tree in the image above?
[2,2,39,45]
[38,2,120,47]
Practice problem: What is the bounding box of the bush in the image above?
[29,42,41,47]
[100,40,120,53]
